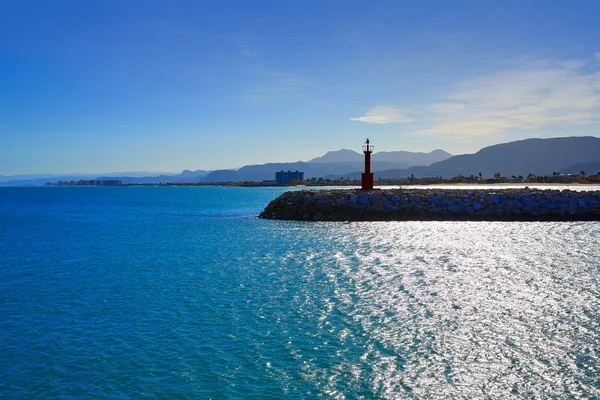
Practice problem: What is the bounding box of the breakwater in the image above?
[259,188,600,221]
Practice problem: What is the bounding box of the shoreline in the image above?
[259,188,600,221]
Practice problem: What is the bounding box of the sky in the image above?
[1,0,600,175]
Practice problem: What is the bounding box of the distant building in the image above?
[275,170,304,185]
[86,180,122,186]
[49,179,123,186]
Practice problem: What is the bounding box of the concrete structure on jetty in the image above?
[258,188,600,221]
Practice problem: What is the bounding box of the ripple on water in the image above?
[1,188,599,398]
[260,221,600,399]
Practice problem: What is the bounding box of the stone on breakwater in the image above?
[258,188,600,221]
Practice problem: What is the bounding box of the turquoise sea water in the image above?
[1,186,599,399]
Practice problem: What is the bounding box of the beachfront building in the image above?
[275,170,304,185]
[48,179,123,186]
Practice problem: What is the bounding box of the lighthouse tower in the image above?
[361,138,374,190]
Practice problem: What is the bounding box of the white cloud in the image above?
[411,55,600,139]
[351,106,413,124]
[354,54,600,140]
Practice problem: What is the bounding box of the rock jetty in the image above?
[259,188,600,221]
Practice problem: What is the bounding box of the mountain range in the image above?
[0,170,210,186]
[2,136,599,186]
[338,136,600,180]
[196,149,452,183]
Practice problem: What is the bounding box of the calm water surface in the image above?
[1,187,599,399]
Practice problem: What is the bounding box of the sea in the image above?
[1,186,599,399]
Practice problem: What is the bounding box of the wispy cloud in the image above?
[350,106,413,124]
[416,55,600,139]
[354,54,600,140]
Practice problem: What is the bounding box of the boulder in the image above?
[258,188,600,221]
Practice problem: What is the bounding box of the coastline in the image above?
[259,188,600,221]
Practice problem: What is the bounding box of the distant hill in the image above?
[14,137,599,184]
[308,148,452,165]
[347,136,600,179]
[179,170,210,180]
[0,170,211,186]
[199,149,452,182]
[0,173,73,182]
[195,169,242,183]
[0,173,112,186]
[0,171,178,183]
[97,170,210,184]
[0,175,89,186]
[1,148,451,185]
[372,149,452,165]
[199,161,409,182]
[560,160,600,176]
[308,149,362,163]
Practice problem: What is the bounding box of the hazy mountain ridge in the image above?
[341,136,600,179]
[4,137,598,185]
[308,149,363,163]
[308,148,452,165]
[0,149,450,185]
[198,161,416,183]
[560,160,600,175]
[96,170,211,184]
[0,170,211,186]
[373,149,452,165]
[198,149,453,182]
[0,171,178,182]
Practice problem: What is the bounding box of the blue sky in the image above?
[1,0,600,175]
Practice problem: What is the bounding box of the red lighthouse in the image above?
[361,138,374,190]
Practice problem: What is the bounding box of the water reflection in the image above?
[279,221,600,398]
